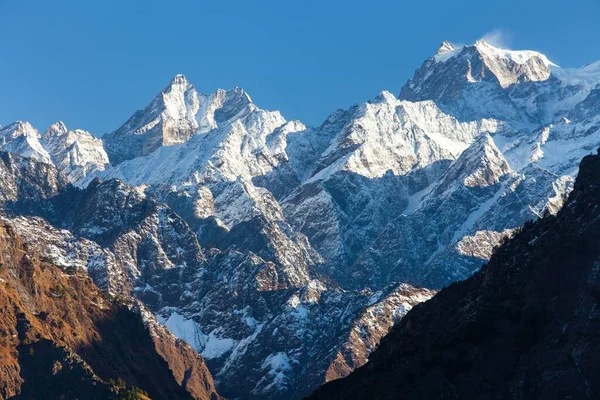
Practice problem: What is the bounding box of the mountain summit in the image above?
[436,40,456,54]
[102,76,259,164]
[400,39,598,125]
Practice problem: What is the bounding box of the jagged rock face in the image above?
[91,105,299,191]
[103,74,202,164]
[41,121,109,184]
[89,89,319,288]
[0,151,68,204]
[0,153,433,399]
[278,93,502,269]
[63,181,431,399]
[1,39,600,400]
[454,228,517,260]
[8,42,596,295]
[102,74,265,165]
[0,121,52,164]
[93,82,506,276]
[310,151,600,400]
[2,215,126,296]
[301,93,501,181]
[0,221,220,400]
[156,277,434,400]
[0,121,109,186]
[400,39,600,126]
[345,134,573,289]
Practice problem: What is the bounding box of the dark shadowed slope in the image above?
[310,150,600,399]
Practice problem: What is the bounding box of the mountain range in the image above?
[310,141,600,400]
[1,38,599,399]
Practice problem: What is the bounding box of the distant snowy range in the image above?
[1,38,600,399]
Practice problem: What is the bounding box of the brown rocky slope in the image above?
[0,221,220,400]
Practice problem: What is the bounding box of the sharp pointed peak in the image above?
[372,90,398,104]
[0,121,40,139]
[3,121,35,131]
[440,133,512,188]
[160,74,192,94]
[222,86,254,104]
[170,74,188,85]
[474,38,492,48]
[437,41,456,54]
[464,133,502,154]
[45,121,68,136]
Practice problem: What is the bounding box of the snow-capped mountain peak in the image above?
[161,73,199,119]
[401,39,600,126]
[102,73,266,165]
[0,121,52,164]
[298,91,501,183]
[170,73,189,85]
[474,39,556,65]
[472,38,555,87]
[206,86,256,125]
[1,120,39,138]
[436,40,456,55]
[43,121,69,137]
[102,74,201,163]
[39,121,109,183]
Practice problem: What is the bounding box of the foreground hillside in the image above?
[310,150,600,399]
[0,220,220,399]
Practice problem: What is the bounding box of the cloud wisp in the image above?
[482,29,513,49]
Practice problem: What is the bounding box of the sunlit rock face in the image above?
[1,38,600,399]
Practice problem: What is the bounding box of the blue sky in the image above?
[1,0,599,135]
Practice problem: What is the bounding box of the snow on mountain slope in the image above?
[299,91,501,182]
[0,152,434,400]
[495,86,600,176]
[310,150,600,400]
[281,92,501,269]
[93,88,493,273]
[93,115,299,188]
[0,217,221,400]
[0,121,52,164]
[1,37,599,400]
[432,133,512,190]
[85,81,306,232]
[0,151,69,205]
[102,74,201,164]
[2,215,127,296]
[0,120,108,185]
[433,39,556,87]
[102,74,263,164]
[340,115,595,289]
[86,47,599,292]
[400,39,600,126]
[298,40,599,289]
[155,275,434,399]
[41,121,109,183]
[82,81,325,286]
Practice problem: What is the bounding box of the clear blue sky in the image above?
[1,0,599,135]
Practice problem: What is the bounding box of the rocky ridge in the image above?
[310,148,600,400]
[1,38,600,399]
[0,151,434,399]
